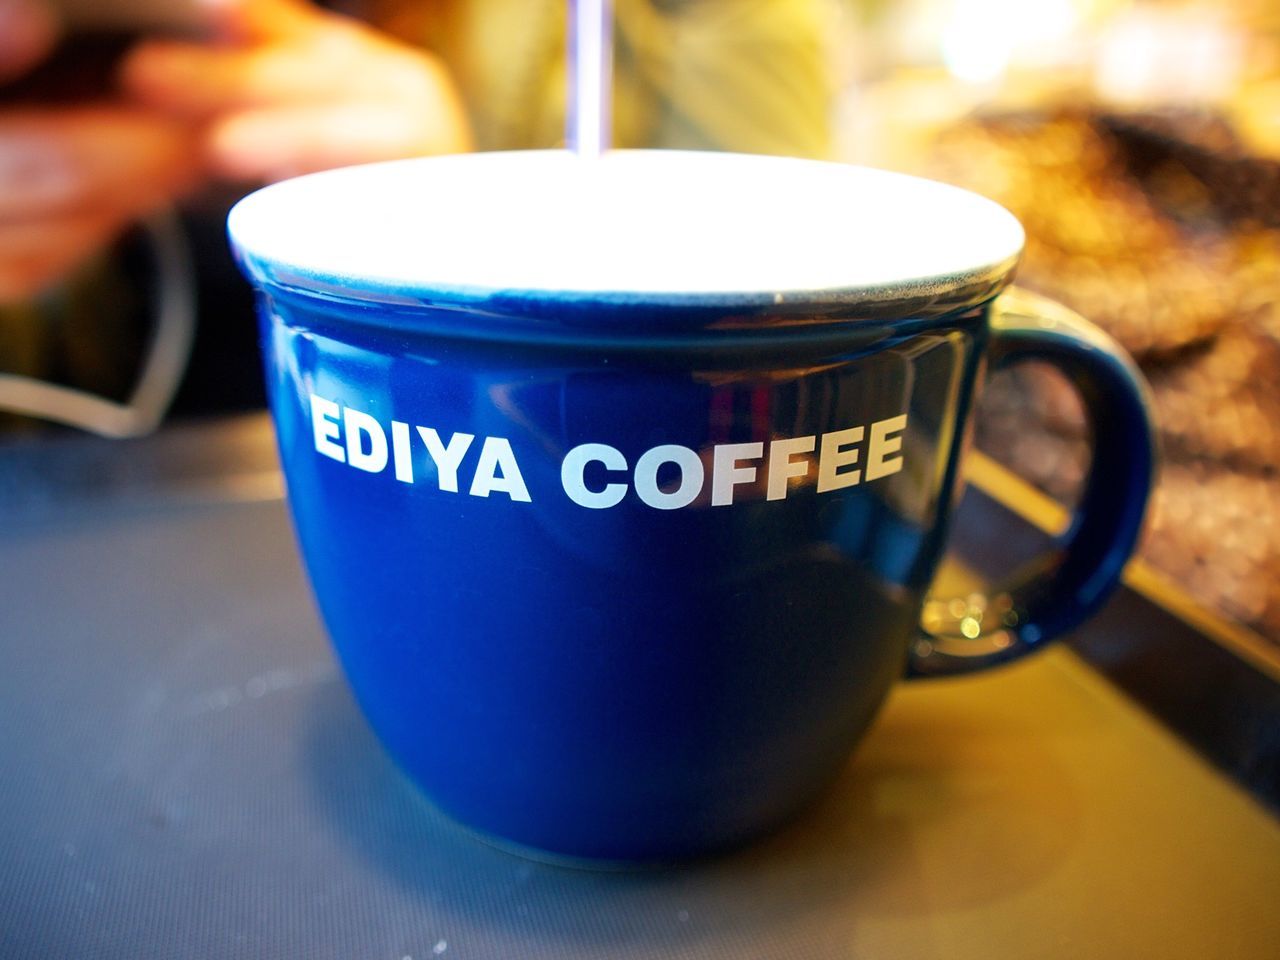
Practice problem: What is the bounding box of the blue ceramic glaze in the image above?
[230,152,1155,861]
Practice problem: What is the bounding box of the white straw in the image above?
[566,0,613,157]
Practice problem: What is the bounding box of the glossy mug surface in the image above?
[229,151,1154,862]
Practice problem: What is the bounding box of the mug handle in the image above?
[907,287,1157,677]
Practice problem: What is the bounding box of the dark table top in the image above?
[2,416,1278,959]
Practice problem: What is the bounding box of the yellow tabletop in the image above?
[698,646,1280,959]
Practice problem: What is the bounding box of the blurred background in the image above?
[1,0,1278,648]
[828,0,1280,649]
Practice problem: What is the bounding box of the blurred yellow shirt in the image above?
[386,0,834,158]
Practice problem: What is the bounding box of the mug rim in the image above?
[228,149,1024,329]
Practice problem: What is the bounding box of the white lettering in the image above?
[344,408,388,474]
[470,437,531,502]
[417,427,474,493]
[817,426,863,493]
[711,442,764,506]
[310,394,345,463]
[561,443,628,509]
[766,435,816,501]
[305,394,908,511]
[866,414,908,482]
[634,445,703,510]
[391,420,414,483]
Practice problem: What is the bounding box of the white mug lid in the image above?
[228,150,1024,314]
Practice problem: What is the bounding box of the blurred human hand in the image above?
[0,0,58,83]
[122,0,474,182]
[0,1,197,302]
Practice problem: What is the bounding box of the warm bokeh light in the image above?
[940,0,1080,85]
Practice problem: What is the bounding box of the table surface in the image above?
[2,422,1278,960]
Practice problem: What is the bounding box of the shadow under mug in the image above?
[229,151,1155,864]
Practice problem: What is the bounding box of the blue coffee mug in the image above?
[229,151,1154,863]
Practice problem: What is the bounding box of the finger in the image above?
[0,122,80,218]
[0,109,200,220]
[206,102,470,181]
[0,208,123,302]
[199,0,330,44]
[0,0,61,82]
[122,37,361,116]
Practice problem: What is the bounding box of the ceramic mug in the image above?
[229,150,1154,863]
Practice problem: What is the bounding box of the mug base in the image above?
[414,752,865,871]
